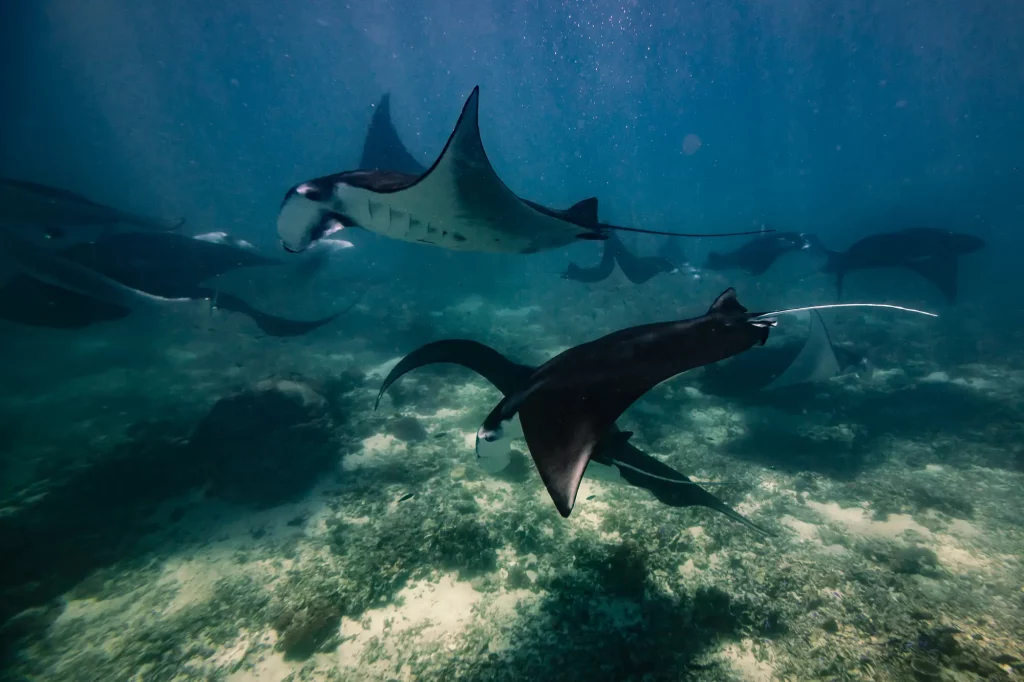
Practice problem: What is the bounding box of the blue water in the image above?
[1,1,1022,680]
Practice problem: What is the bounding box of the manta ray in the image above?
[475,291,937,517]
[0,177,183,240]
[704,231,825,276]
[375,338,769,534]
[700,310,866,396]
[277,87,766,254]
[0,231,342,337]
[563,233,681,285]
[475,289,774,516]
[822,227,985,302]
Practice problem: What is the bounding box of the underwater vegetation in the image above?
[0,5,1021,676]
[0,256,1021,682]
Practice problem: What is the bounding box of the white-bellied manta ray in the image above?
[374,337,770,534]
[277,88,768,254]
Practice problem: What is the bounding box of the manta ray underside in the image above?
[278,88,769,254]
[375,339,768,534]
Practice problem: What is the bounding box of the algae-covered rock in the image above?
[387,415,429,443]
[891,546,939,575]
[189,379,339,508]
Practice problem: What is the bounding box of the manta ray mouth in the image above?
[477,424,504,443]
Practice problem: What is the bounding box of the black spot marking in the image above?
[281,179,333,207]
[453,233,467,242]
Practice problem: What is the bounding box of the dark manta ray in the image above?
[705,231,824,276]
[477,291,939,517]
[476,289,773,516]
[823,227,985,302]
[278,87,768,254]
[375,339,768,534]
[0,232,341,336]
[0,177,183,240]
[563,233,678,285]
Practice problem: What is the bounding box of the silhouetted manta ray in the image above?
[563,233,678,285]
[358,94,427,177]
[563,235,618,283]
[375,338,769,534]
[822,227,985,302]
[705,231,825,276]
[700,311,857,395]
[0,177,184,240]
[0,232,341,336]
[278,88,768,254]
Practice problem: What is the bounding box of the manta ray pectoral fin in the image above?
[565,197,599,227]
[375,339,534,410]
[360,93,428,176]
[518,394,606,517]
[906,254,958,302]
[707,287,749,315]
[515,383,651,517]
[764,311,841,390]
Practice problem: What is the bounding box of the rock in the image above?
[190,381,339,508]
[891,545,939,575]
[387,415,429,443]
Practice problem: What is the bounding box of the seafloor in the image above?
[1,269,1023,682]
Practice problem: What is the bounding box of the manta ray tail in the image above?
[600,223,774,239]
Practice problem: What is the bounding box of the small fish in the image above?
[397,493,415,503]
[433,431,449,439]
